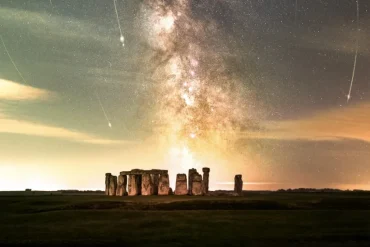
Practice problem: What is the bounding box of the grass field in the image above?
[0,192,369,246]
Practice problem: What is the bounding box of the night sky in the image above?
[1,0,369,191]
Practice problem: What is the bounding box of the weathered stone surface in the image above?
[128,174,141,196]
[150,174,159,195]
[188,168,197,195]
[105,173,111,195]
[116,175,127,196]
[158,174,170,195]
[108,175,117,196]
[120,169,168,176]
[234,174,243,196]
[141,173,154,196]
[202,167,210,195]
[192,173,203,196]
[175,174,188,195]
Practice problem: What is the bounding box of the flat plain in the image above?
[0,191,369,246]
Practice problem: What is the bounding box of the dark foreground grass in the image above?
[0,193,369,246]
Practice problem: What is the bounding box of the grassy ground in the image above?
[0,192,369,246]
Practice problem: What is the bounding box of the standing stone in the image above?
[116,175,127,196]
[136,175,142,195]
[192,173,203,196]
[158,173,170,195]
[141,173,154,196]
[175,174,188,195]
[108,175,117,196]
[128,174,140,196]
[105,173,111,195]
[188,168,197,195]
[234,174,243,196]
[151,174,159,195]
[202,167,210,195]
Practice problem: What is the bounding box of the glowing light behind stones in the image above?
[140,0,252,175]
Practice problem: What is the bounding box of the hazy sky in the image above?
[0,0,369,191]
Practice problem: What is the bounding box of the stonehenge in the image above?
[104,168,243,197]
[202,167,210,195]
[234,174,243,196]
[116,175,127,196]
[128,174,141,196]
[175,174,188,195]
[105,169,170,196]
[108,175,117,196]
[105,173,111,195]
[188,168,197,195]
[141,173,154,196]
[151,174,159,195]
[191,173,203,196]
[158,173,170,195]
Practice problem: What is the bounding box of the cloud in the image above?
[0,79,132,145]
[0,6,110,44]
[298,25,369,56]
[0,115,134,145]
[0,78,53,101]
[245,101,370,143]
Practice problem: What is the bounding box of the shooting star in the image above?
[113,0,125,47]
[95,91,112,129]
[347,0,360,102]
[0,34,28,85]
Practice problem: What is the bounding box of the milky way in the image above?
[140,0,255,162]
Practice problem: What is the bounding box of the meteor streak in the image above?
[95,91,112,129]
[113,0,125,47]
[347,0,360,103]
[0,34,28,85]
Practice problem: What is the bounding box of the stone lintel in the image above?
[120,169,168,176]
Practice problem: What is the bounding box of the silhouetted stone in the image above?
[188,168,197,195]
[169,187,173,195]
[158,173,170,195]
[105,173,111,195]
[175,174,187,195]
[128,174,141,196]
[202,167,210,195]
[192,173,203,196]
[141,173,154,196]
[116,175,127,196]
[108,175,117,196]
[151,173,159,195]
[234,174,243,196]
